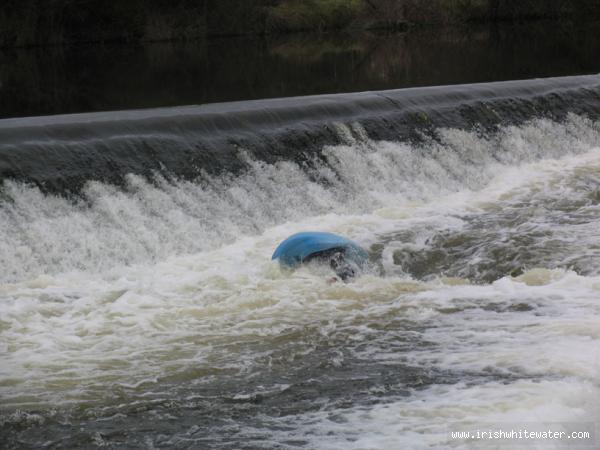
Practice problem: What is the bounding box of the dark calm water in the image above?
[1,21,600,119]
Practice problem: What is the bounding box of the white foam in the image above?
[1,115,600,448]
[0,115,598,284]
[256,378,600,449]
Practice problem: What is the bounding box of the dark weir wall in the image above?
[3,0,600,47]
[2,75,600,193]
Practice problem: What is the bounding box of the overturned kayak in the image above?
[272,231,369,268]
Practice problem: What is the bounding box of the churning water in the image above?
[1,78,600,448]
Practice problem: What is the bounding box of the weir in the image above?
[1,74,600,192]
[0,75,600,193]
[3,67,600,449]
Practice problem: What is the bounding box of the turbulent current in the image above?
[2,77,600,449]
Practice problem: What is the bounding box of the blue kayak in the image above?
[272,231,369,268]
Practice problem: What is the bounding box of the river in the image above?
[1,22,600,450]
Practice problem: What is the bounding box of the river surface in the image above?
[2,21,600,119]
[1,22,600,450]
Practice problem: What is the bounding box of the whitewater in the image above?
[1,79,600,449]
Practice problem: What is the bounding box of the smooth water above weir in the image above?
[2,21,600,119]
[2,72,600,448]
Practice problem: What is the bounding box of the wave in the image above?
[0,113,599,283]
